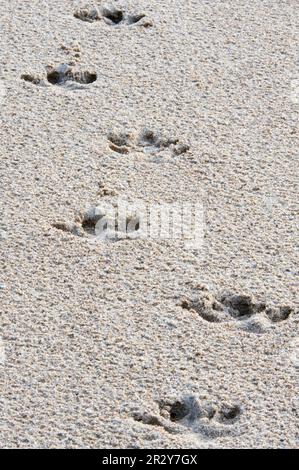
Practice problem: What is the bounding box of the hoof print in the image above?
[181,289,295,334]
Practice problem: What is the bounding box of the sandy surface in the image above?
[0,0,298,448]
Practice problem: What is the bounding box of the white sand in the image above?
[0,0,298,448]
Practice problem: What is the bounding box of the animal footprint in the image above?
[83,205,140,240]
[46,64,97,86]
[74,5,152,27]
[130,395,242,439]
[181,289,295,334]
[107,128,189,156]
[22,64,97,89]
[159,396,242,438]
[53,202,140,242]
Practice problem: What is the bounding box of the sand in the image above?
[0,0,298,448]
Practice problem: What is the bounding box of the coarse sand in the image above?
[0,0,298,448]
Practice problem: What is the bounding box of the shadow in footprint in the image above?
[102,5,124,25]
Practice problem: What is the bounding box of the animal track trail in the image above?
[21,64,97,89]
[181,288,295,334]
[130,395,243,439]
[107,128,190,156]
[74,5,152,27]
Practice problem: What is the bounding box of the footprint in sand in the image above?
[52,200,141,242]
[21,64,97,89]
[74,4,152,27]
[107,128,190,156]
[130,395,243,439]
[181,287,296,334]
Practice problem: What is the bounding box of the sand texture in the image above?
[0,0,298,448]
